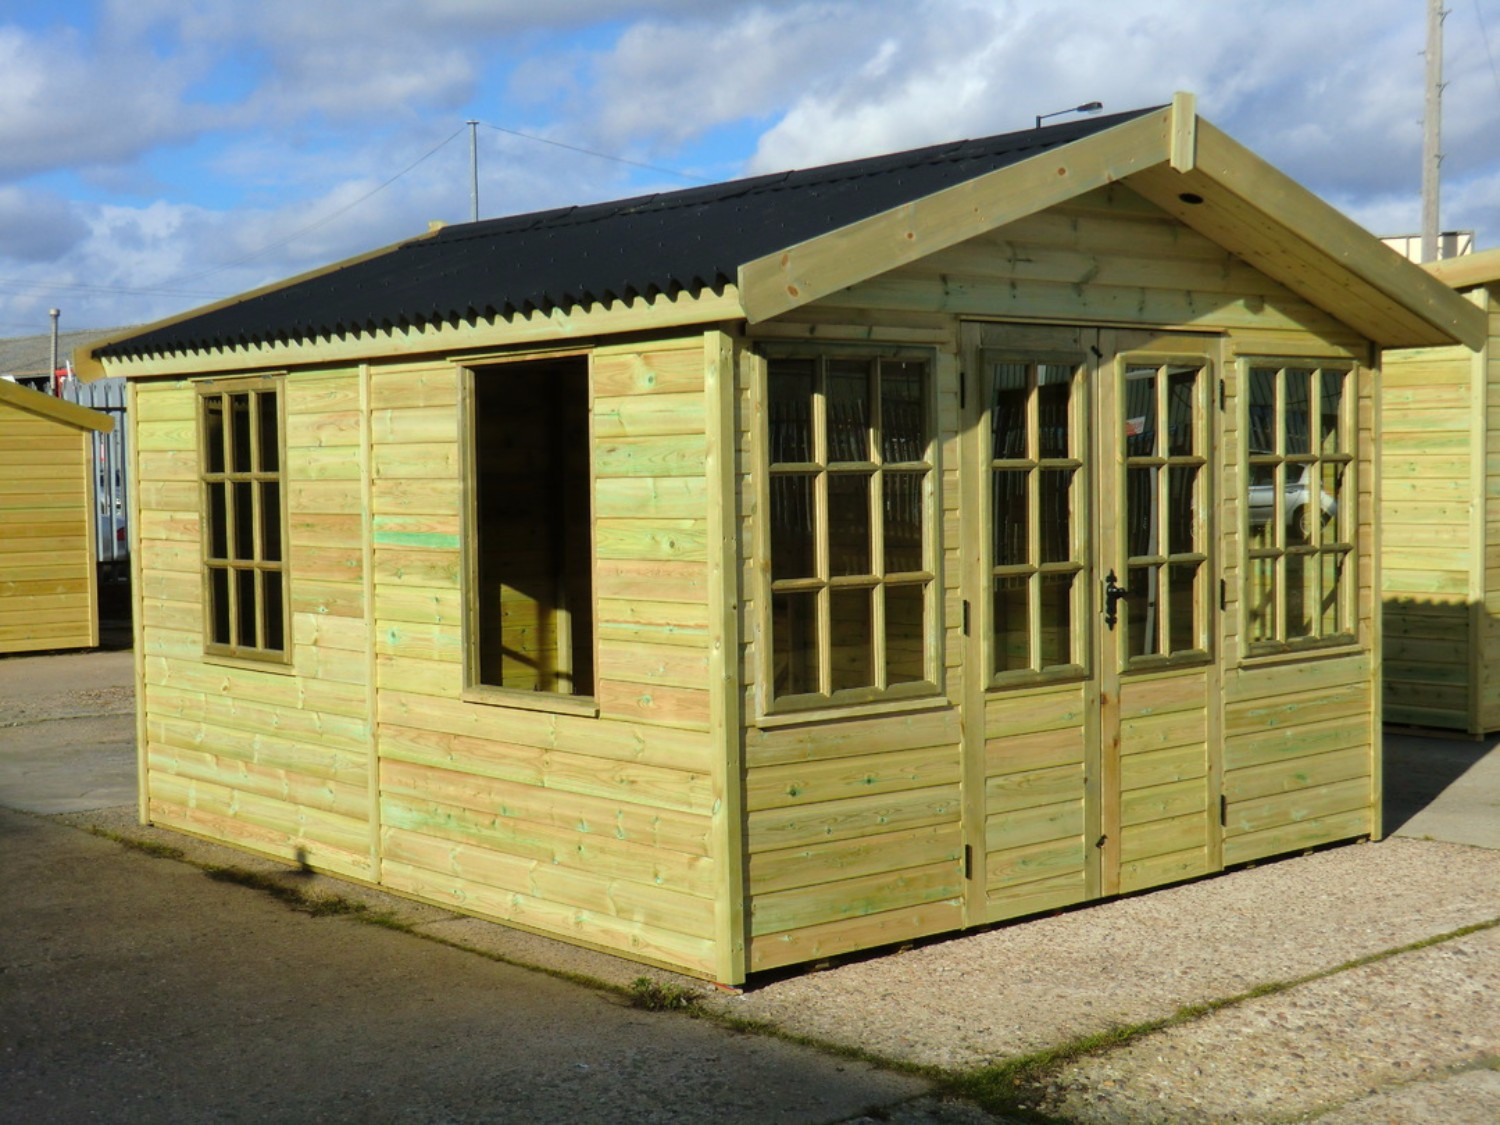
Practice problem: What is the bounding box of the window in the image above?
[765,353,935,708]
[1245,361,1354,650]
[199,377,287,661]
[469,357,594,698]
[984,355,1086,679]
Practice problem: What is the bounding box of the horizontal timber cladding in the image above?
[0,401,98,653]
[368,337,728,978]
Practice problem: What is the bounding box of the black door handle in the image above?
[1104,570,1129,629]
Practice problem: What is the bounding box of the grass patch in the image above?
[628,977,703,1012]
[84,826,185,862]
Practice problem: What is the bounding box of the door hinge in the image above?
[963,844,973,879]
[1095,834,1108,849]
[1218,378,1226,411]
[1219,578,1227,611]
[959,368,966,409]
[962,599,971,636]
[1220,794,1229,827]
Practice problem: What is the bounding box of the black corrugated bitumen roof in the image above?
[97,107,1158,359]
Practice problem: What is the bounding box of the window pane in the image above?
[993,575,1030,674]
[829,587,873,692]
[1285,369,1311,454]
[881,361,925,463]
[1247,464,1277,551]
[258,391,279,472]
[826,360,870,462]
[1321,552,1347,636]
[230,393,253,473]
[233,481,254,559]
[1321,461,1346,544]
[209,568,231,646]
[827,473,872,576]
[1320,369,1345,455]
[885,583,926,685]
[772,591,819,697]
[237,568,258,649]
[1248,557,1277,644]
[770,474,816,580]
[1248,368,1277,455]
[1126,466,1159,558]
[1123,367,1157,457]
[1039,572,1073,668]
[1286,552,1315,639]
[989,362,1028,460]
[1037,363,1072,459]
[208,483,228,559]
[992,470,1029,566]
[1126,564,1158,659]
[1287,465,1314,545]
[1169,562,1198,653]
[768,361,816,463]
[263,571,284,653]
[883,471,924,575]
[1039,468,1072,565]
[1167,466,1196,555]
[203,395,225,474]
[261,482,281,562]
[1166,367,1197,456]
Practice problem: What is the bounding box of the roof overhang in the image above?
[0,378,114,432]
[738,93,1486,351]
[1422,246,1500,291]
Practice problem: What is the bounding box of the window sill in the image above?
[1239,638,1365,668]
[461,684,600,718]
[754,691,952,729]
[202,651,296,676]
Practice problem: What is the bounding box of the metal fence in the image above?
[59,376,129,570]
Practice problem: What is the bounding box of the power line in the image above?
[1473,0,1500,97]
[478,121,707,184]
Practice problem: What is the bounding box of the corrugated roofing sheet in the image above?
[97,108,1158,359]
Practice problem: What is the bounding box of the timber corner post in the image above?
[1169,91,1198,174]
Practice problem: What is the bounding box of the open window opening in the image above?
[470,356,594,697]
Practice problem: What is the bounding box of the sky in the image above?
[2,0,1498,336]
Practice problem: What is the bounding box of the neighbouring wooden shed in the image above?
[79,95,1484,984]
[1381,247,1500,734]
[0,379,114,653]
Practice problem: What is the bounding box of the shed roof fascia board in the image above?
[1152,121,1486,350]
[1423,246,1500,291]
[0,378,114,431]
[91,288,745,380]
[736,106,1177,324]
[71,229,443,381]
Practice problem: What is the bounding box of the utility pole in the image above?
[468,120,480,223]
[49,308,60,397]
[1421,0,1445,262]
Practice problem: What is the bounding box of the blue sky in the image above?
[2,0,1499,335]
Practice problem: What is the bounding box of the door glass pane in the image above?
[257,391,279,472]
[203,396,225,474]
[1126,564,1158,659]
[770,474,816,580]
[883,471,924,575]
[1167,466,1196,554]
[993,576,1030,674]
[1166,367,1197,455]
[768,362,815,463]
[992,470,1029,566]
[990,362,1028,459]
[1248,557,1277,644]
[828,473,872,576]
[885,583,926,685]
[1286,552,1314,638]
[1285,369,1311,454]
[1126,466,1159,558]
[1320,369,1345,455]
[1169,562,1198,653]
[772,591,819,696]
[233,481,255,559]
[1123,367,1157,457]
[829,587,873,691]
[1037,364,1072,459]
[1039,572,1073,668]
[881,361,925,463]
[1039,469,1072,564]
[827,360,871,463]
[1248,367,1277,455]
[230,394,253,473]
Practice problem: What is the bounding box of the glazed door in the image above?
[962,324,1220,925]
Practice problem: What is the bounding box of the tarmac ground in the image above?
[1,646,1497,1122]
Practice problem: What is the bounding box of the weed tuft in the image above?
[628,977,701,1012]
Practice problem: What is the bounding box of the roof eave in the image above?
[0,379,114,431]
[1423,246,1500,291]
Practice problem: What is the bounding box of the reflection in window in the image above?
[767,355,934,705]
[1245,362,1354,649]
[983,355,1085,678]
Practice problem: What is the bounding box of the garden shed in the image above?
[1381,247,1500,734]
[80,95,1483,984]
[0,380,113,654]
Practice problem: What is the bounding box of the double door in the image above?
[959,323,1223,922]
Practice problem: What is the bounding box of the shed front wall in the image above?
[133,335,738,980]
[739,183,1380,972]
[0,399,99,653]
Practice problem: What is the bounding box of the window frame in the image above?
[196,373,290,665]
[1241,357,1358,656]
[459,354,600,716]
[756,345,942,716]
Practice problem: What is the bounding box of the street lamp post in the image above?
[1035,101,1103,130]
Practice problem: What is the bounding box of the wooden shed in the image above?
[80,95,1484,984]
[0,379,114,654]
[1381,247,1500,734]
